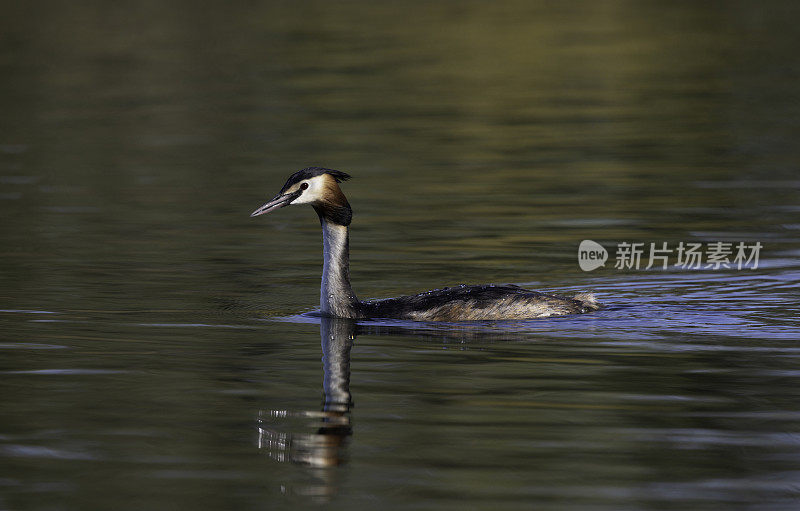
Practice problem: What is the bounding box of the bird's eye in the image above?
[300,182,309,190]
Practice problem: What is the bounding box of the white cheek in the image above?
[290,177,325,205]
[292,193,313,205]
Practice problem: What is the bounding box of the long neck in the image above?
[320,219,360,318]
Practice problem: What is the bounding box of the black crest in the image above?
[279,167,351,193]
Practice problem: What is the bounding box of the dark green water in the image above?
[1,2,800,510]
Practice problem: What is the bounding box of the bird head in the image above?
[250,167,352,225]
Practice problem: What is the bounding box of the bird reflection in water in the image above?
[257,316,545,467]
[256,315,583,500]
[257,317,355,470]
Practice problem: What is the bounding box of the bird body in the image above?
[251,167,600,321]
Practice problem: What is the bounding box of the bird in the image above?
[250,167,601,321]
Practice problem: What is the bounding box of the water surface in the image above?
[1,2,799,510]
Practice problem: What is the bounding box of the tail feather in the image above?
[573,292,601,311]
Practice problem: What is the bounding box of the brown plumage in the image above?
[362,285,599,321]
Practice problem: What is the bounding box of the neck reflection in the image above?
[257,317,355,469]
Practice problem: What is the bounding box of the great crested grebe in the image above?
[250,167,600,321]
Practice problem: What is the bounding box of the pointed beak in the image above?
[250,191,300,217]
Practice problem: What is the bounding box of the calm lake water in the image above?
[2,2,800,510]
